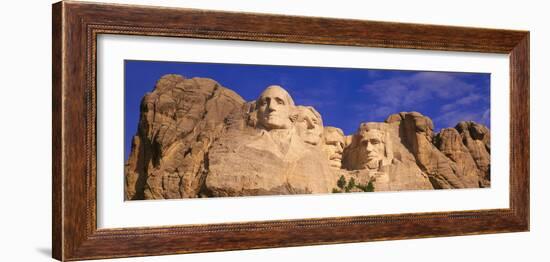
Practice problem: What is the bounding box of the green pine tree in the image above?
[345,177,356,192]
[337,175,347,189]
[366,181,375,192]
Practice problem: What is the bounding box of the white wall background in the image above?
[0,0,546,261]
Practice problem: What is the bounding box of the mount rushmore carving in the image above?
[125,74,491,200]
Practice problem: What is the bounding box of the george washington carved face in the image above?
[256,85,295,130]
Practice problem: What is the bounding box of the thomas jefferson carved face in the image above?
[295,106,323,145]
[359,129,386,169]
[323,127,345,168]
[256,85,294,130]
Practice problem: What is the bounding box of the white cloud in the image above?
[362,72,476,109]
[480,108,491,127]
[441,93,483,112]
[434,107,490,130]
[360,71,489,129]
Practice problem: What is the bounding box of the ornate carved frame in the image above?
[52,1,529,261]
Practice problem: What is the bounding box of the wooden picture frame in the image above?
[52,1,529,261]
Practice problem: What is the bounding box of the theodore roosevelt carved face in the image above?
[256,85,295,130]
[323,127,345,168]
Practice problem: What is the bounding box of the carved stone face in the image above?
[256,86,294,130]
[295,106,323,145]
[359,129,385,169]
[323,127,345,168]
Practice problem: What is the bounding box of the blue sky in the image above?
[125,60,490,160]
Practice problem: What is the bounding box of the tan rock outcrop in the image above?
[205,128,334,196]
[385,112,464,189]
[341,122,433,192]
[124,74,245,200]
[455,121,491,187]
[203,86,334,196]
[434,128,481,188]
[386,112,491,189]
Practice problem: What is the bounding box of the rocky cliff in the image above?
[125,74,491,200]
[124,74,245,200]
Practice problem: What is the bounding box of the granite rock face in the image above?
[341,122,433,192]
[204,86,335,196]
[204,128,335,196]
[125,74,491,200]
[387,112,490,189]
[124,74,245,200]
[454,121,491,187]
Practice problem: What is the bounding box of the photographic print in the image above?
[53,3,530,259]
[124,60,491,201]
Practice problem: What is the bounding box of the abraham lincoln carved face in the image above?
[358,128,386,169]
[342,123,393,170]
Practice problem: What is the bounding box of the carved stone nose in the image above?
[306,118,315,129]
